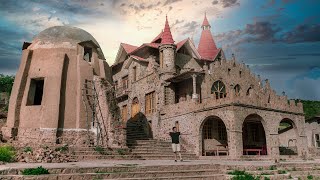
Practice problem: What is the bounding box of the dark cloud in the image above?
[171,19,185,29]
[220,0,240,8]
[121,1,161,14]
[243,21,281,42]
[181,21,199,34]
[212,0,219,5]
[163,0,182,6]
[281,24,320,43]
[211,0,239,8]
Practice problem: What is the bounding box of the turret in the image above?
[159,16,176,74]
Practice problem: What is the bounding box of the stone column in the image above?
[228,130,243,158]
[268,134,280,159]
[191,74,198,101]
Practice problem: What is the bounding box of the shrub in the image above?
[0,145,15,162]
[307,175,313,179]
[264,177,270,180]
[24,147,32,153]
[229,170,260,180]
[228,170,247,175]
[55,145,68,152]
[278,170,287,174]
[94,146,104,153]
[117,149,126,155]
[22,166,49,175]
[269,165,277,170]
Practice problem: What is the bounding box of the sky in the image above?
[0,0,319,100]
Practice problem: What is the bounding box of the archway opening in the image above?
[201,116,228,156]
[278,118,298,155]
[242,114,267,155]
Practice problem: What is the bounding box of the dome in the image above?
[31,26,105,59]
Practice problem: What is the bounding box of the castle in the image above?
[2,14,309,159]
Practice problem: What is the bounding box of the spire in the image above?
[202,12,211,28]
[161,16,175,44]
[198,13,219,60]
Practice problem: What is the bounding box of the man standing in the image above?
[169,126,183,162]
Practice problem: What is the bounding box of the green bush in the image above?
[269,165,277,170]
[228,170,247,175]
[55,145,68,152]
[264,177,270,180]
[24,147,32,153]
[229,170,260,180]
[0,145,15,162]
[307,175,313,179]
[22,166,50,175]
[117,148,127,155]
[278,170,287,174]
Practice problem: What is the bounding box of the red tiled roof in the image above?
[151,31,163,43]
[202,13,210,27]
[198,14,218,61]
[161,16,174,44]
[121,43,138,54]
[176,38,189,50]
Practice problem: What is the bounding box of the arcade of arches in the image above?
[200,114,302,157]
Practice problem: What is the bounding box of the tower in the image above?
[159,16,176,75]
[198,13,219,60]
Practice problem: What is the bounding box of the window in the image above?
[246,87,252,96]
[203,120,213,139]
[122,76,128,90]
[218,121,227,141]
[145,91,156,115]
[114,81,118,91]
[211,80,226,99]
[228,68,231,75]
[133,67,137,82]
[316,134,320,148]
[239,71,242,78]
[164,86,170,105]
[234,84,241,96]
[121,105,127,122]
[83,47,92,62]
[27,78,44,105]
[160,50,163,68]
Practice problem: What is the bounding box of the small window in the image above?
[203,120,213,139]
[211,80,227,99]
[145,91,156,115]
[27,78,44,105]
[122,76,128,90]
[133,67,137,82]
[84,47,92,62]
[316,134,320,148]
[239,71,242,78]
[228,68,231,75]
[234,84,241,96]
[246,87,252,96]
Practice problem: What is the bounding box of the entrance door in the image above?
[131,97,140,119]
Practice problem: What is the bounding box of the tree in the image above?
[0,74,14,95]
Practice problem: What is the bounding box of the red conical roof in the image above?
[198,14,218,60]
[161,16,174,44]
[202,13,210,27]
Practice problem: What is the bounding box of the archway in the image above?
[131,97,140,120]
[242,114,267,155]
[201,116,228,156]
[278,118,298,155]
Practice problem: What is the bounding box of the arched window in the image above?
[246,87,252,96]
[211,80,226,99]
[234,84,241,96]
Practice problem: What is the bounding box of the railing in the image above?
[115,86,129,97]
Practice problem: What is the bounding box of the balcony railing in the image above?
[115,86,129,98]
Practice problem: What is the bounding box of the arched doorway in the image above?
[201,116,228,156]
[278,118,298,155]
[131,97,140,120]
[242,114,267,155]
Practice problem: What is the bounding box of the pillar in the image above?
[228,130,243,158]
[192,74,198,101]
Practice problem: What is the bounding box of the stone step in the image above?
[72,155,198,160]
[109,174,225,180]
[0,169,223,180]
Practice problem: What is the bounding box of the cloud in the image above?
[180,21,199,35]
[211,0,239,8]
[163,0,183,6]
[281,24,320,43]
[212,0,219,5]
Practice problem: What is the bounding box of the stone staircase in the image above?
[71,120,198,160]
[0,164,226,180]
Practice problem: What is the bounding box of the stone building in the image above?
[112,15,307,158]
[2,26,123,147]
[305,115,320,156]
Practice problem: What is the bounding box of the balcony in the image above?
[115,86,130,99]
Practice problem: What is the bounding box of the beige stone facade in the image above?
[2,26,123,148]
[112,16,307,158]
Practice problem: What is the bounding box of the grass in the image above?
[257,167,263,171]
[23,147,32,153]
[21,166,49,175]
[228,170,260,180]
[94,146,112,155]
[269,165,277,170]
[307,175,313,179]
[278,170,287,174]
[117,148,127,155]
[0,145,15,162]
[55,144,68,152]
[264,177,270,180]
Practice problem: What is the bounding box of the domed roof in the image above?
[32,26,105,59]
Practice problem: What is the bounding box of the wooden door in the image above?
[131,97,140,119]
